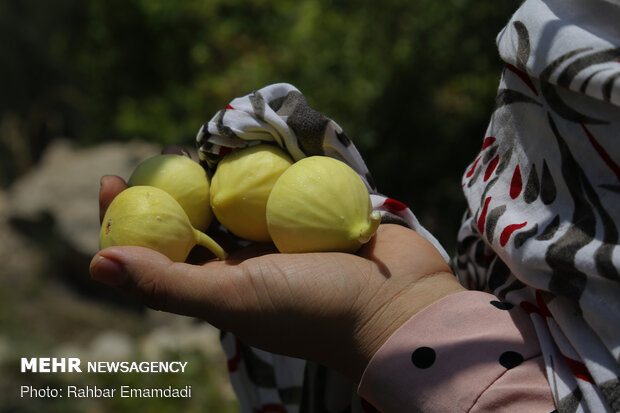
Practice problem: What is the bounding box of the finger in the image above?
[89,246,246,325]
[359,224,453,275]
[99,175,128,223]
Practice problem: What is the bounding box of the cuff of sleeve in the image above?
[357,290,553,413]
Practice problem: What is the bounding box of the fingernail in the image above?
[90,255,128,287]
[100,175,111,189]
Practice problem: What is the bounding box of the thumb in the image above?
[89,246,242,320]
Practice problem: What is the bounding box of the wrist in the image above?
[349,271,465,382]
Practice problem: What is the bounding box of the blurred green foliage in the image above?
[0,0,521,249]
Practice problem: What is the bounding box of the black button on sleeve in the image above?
[411,347,436,369]
[490,300,514,310]
[499,351,524,369]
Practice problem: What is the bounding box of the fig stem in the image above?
[193,229,228,260]
[358,210,382,244]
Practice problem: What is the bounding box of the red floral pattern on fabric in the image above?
[218,146,233,156]
[506,63,539,96]
[481,136,497,150]
[227,337,242,372]
[484,155,500,181]
[500,222,528,246]
[477,197,492,234]
[581,123,620,182]
[466,156,481,178]
[510,165,523,199]
[520,301,541,315]
[563,356,595,383]
[382,198,408,214]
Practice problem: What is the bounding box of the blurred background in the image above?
[0,0,520,411]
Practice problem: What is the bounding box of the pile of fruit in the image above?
[99,145,381,262]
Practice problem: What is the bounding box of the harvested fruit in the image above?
[266,156,381,253]
[128,154,213,232]
[210,145,293,242]
[100,186,227,261]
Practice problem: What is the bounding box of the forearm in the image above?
[358,290,555,412]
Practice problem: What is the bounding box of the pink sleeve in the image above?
[357,290,556,413]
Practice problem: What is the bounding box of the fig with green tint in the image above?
[128,154,213,232]
[266,156,381,253]
[210,145,293,242]
[99,186,226,261]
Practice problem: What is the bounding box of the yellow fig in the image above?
[266,156,381,253]
[210,145,294,242]
[99,186,227,261]
[128,154,213,232]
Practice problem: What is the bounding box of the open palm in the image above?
[92,174,463,380]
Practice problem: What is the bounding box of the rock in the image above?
[54,330,135,363]
[0,187,47,283]
[87,330,135,362]
[53,342,87,362]
[8,139,161,256]
[140,319,222,361]
[3,139,164,309]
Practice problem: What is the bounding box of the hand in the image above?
[91,174,464,382]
